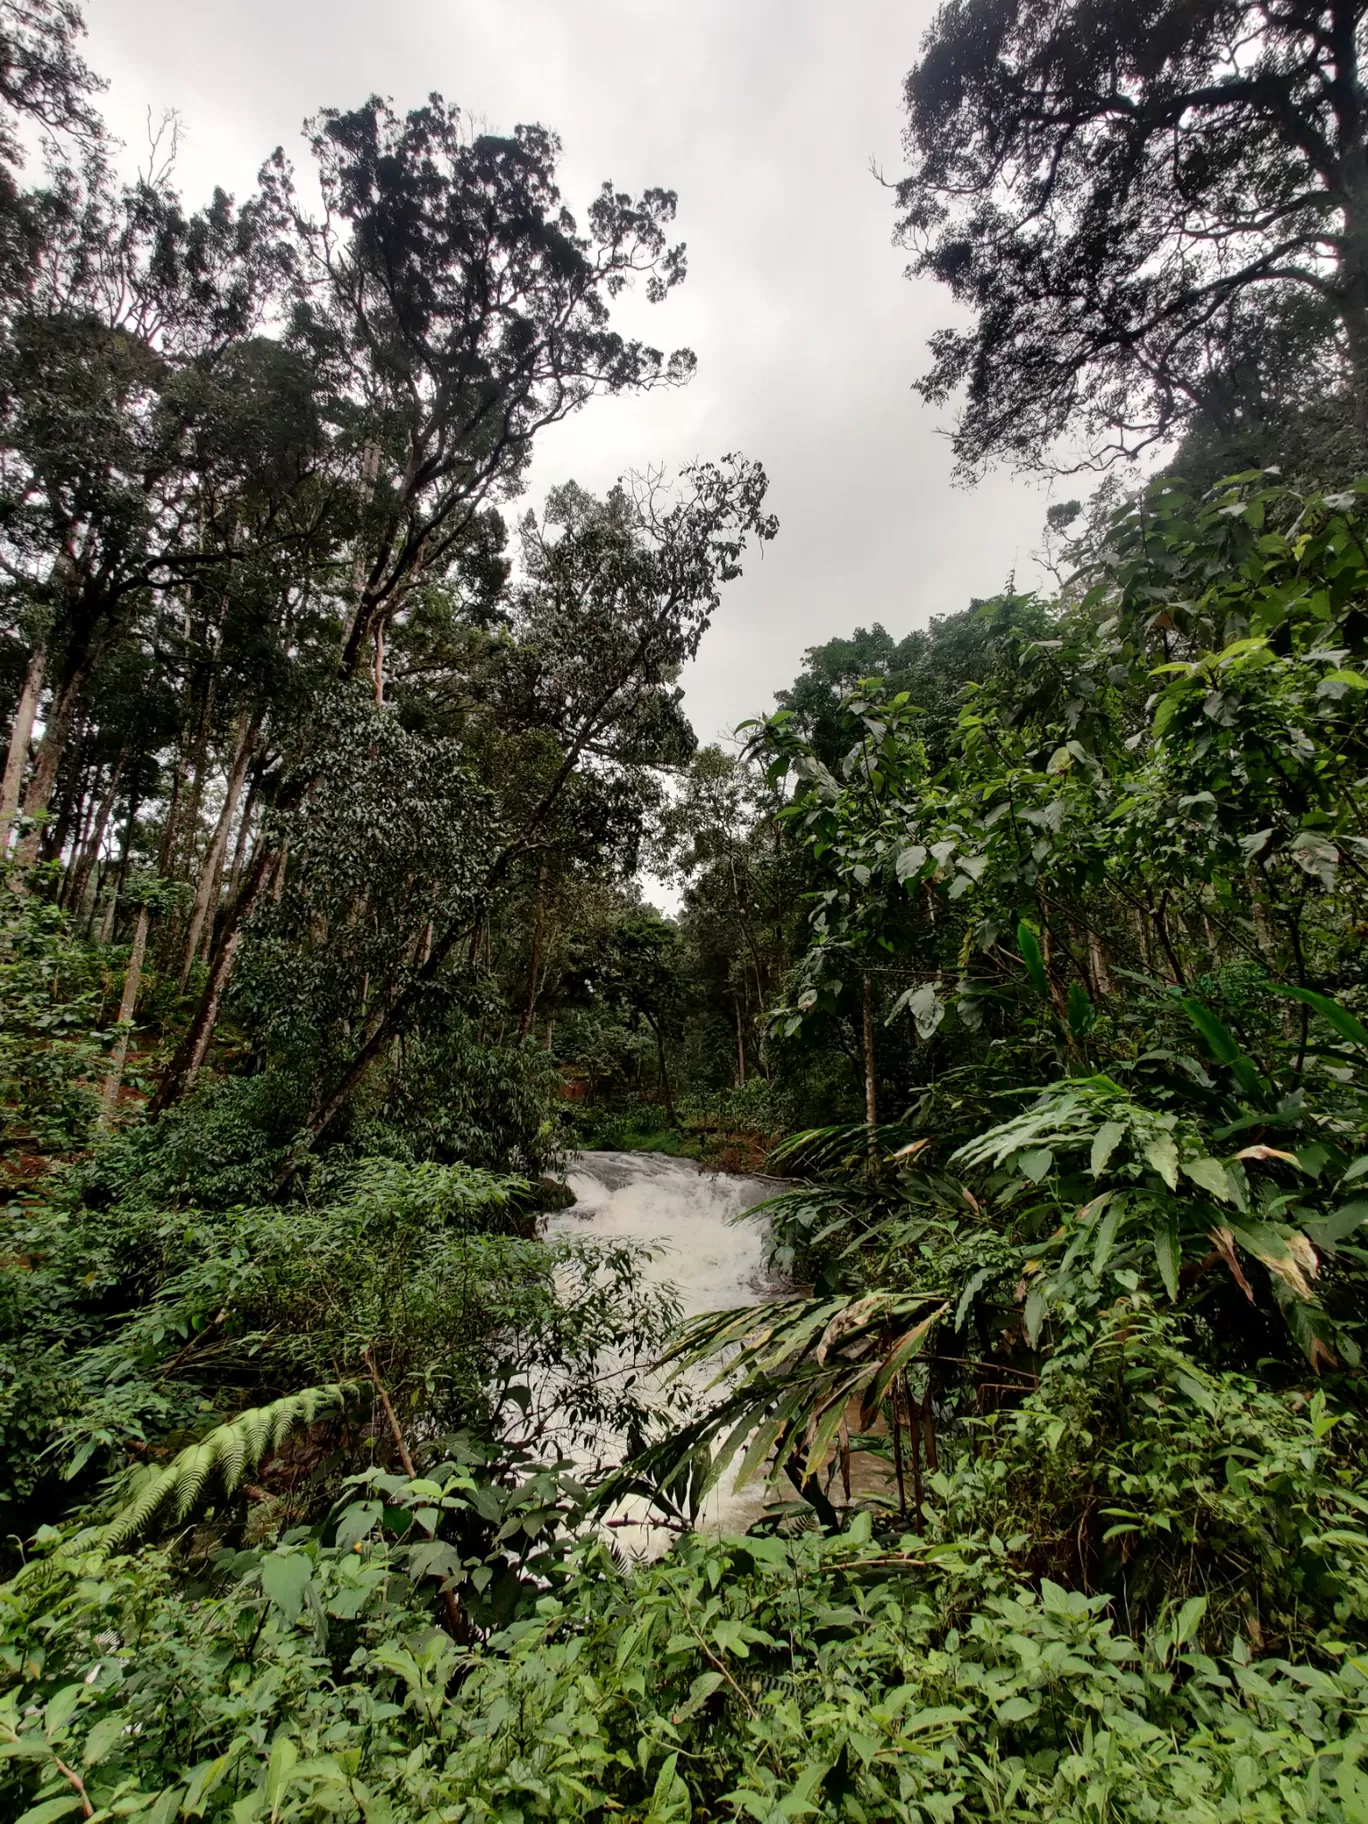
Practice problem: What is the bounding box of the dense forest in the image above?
[7,0,1368,1817]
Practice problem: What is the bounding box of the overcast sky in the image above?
[84,0,1052,749]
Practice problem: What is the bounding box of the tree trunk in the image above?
[735,993,747,1088]
[150,833,281,1114]
[178,711,256,990]
[221,770,261,916]
[99,904,150,1125]
[65,752,124,916]
[341,439,382,668]
[171,671,218,881]
[649,1013,676,1122]
[15,646,92,864]
[40,713,91,866]
[861,975,878,1128]
[0,646,44,849]
[1087,927,1113,998]
[98,794,139,945]
[519,862,548,1041]
[55,754,97,897]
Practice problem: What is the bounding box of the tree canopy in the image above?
[898,0,1368,473]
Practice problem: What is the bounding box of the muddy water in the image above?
[544,1149,782,1554]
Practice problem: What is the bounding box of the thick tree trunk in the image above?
[178,711,255,990]
[1342,277,1368,435]
[40,716,89,865]
[221,771,261,915]
[0,646,44,849]
[99,904,150,1125]
[16,657,89,864]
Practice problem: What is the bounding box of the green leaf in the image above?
[261,1551,312,1623]
[1143,1135,1180,1191]
[1181,1156,1232,1203]
[1018,1147,1054,1183]
[1092,1198,1124,1276]
[1017,922,1049,998]
[1153,1214,1180,1300]
[1024,1285,1048,1348]
[333,1500,382,1552]
[267,1733,299,1811]
[647,1750,686,1821]
[143,1789,184,1824]
[13,1799,86,1824]
[953,1265,994,1333]
[1303,1200,1368,1246]
[1275,984,1368,1049]
[1067,980,1094,1036]
[43,1686,82,1744]
[1179,998,1266,1099]
[996,1694,1040,1724]
[1180,998,1239,1064]
[674,1671,724,1721]
[405,1540,464,1585]
[1090,1122,1126,1178]
[1174,1595,1207,1646]
[81,1712,125,1768]
[1289,830,1339,889]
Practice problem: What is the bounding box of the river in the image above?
[544,1148,782,1552]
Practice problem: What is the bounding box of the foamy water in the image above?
[544,1149,781,1552]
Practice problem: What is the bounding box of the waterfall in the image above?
[544,1149,782,1551]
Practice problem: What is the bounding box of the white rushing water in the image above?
[544,1149,782,1552]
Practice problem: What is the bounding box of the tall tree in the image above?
[288,458,775,1156]
[898,0,1368,473]
[272,96,695,683]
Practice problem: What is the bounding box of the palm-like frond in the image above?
[619,1291,948,1517]
[768,1121,923,1174]
[949,1083,1114,1172]
[102,1382,359,1548]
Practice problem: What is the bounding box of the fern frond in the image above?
[102,1381,359,1548]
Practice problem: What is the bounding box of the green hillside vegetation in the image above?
[6,1,1368,1818]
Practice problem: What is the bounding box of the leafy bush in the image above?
[0,866,110,1161]
[0,1156,679,1537]
[4,1513,1368,1821]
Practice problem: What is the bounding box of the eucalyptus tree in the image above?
[152,102,706,1111]
[270,96,695,687]
[0,163,298,853]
